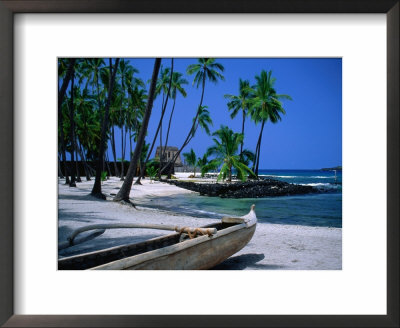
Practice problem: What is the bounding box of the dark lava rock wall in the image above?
[162,179,318,198]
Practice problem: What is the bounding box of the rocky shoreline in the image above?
[162,178,319,198]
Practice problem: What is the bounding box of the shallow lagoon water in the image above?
[136,170,342,228]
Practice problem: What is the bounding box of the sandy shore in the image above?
[58,175,342,270]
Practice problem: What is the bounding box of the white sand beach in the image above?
[58,175,342,270]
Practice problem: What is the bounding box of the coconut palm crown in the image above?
[183,148,198,177]
[249,70,292,176]
[206,125,254,182]
[186,58,225,89]
[224,79,252,156]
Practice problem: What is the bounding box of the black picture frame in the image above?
[0,1,398,327]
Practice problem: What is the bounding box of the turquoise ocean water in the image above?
[137,169,342,228]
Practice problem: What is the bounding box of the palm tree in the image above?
[74,87,99,180]
[60,100,72,169]
[58,58,76,184]
[68,66,77,187]
[236,148,256,180]
[184,58,224,140]
[126,71,146,157]
[128,87,147,179]
[183,148,197,177]
[91,58,120,199]
[135,60,174,182]
[114,58,161,203]
[117,59,139,180]
[138,142,150,176]
[189,105,213,140]
[109,96,121,177]
[70,59,100,183]
[206,125,254,182]
[164,105,213,179]
[58,59,76,110]
[80,59,107,171]
[154,65,173,158]
[224,79,252,157]
[160,58,224,174]
[249,70,292,176]
[162,71,188,162]
[80,59,106,108]
[99,64,121,177]
[197,153,219,177]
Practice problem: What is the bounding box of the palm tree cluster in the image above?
[157,58,225,178]
[58,58,291,203]
[186,69,292,182]
[58,58,147,197]
[224,70,292,178]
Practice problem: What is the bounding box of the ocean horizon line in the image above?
[257,168,342,171]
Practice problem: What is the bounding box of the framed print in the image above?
[0,0,398,327]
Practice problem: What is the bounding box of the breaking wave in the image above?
[259,175,297,178]
[260,175,333,179]
[302,183,340,190]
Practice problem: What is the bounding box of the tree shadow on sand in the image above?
[211,253,284,270]
[58,194,109,202]
[58,208,113,225]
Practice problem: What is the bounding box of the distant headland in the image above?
[321,166,342,171]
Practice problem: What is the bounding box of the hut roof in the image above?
[156,146,179,151]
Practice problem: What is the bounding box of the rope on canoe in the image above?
[175,227,214,239]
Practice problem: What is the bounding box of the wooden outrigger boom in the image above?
[66,223,217,247]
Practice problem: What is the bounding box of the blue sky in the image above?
[107,58,342,170]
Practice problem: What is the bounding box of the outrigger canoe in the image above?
[58,205,257,270]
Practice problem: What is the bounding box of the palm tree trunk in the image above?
[136,95,165,184]
[58,154,64,178]
[163,96,176,155]
[119,75,126,180]
[102,154,107,178]
[129,126,132,158]
[255,120,265,176]
[123,125,127,172]
[136,60,174,182]
[105,152,112,177]
[240,109,246,156]
[78,142,91,181]
[58,59,75,185]
[68,69,77,187]
[120,125,125,180]
[111,125,119,176]
[74,132,82,182]
[58,59,75,113]
[114,58,161,203]
[157,123,163,178]
[163,97,177,180]
[252,120,263,174]
[135,162,145,185]
[60,130,70,184]
[91,58,120,198]
[75,150,81,182]
[166,164,173,179]
[135,97,164,183]
[252,139,259,173]
[160,74,206,174]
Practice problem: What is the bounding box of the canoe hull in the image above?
[126,223,256,270]
[58,206,258,270]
